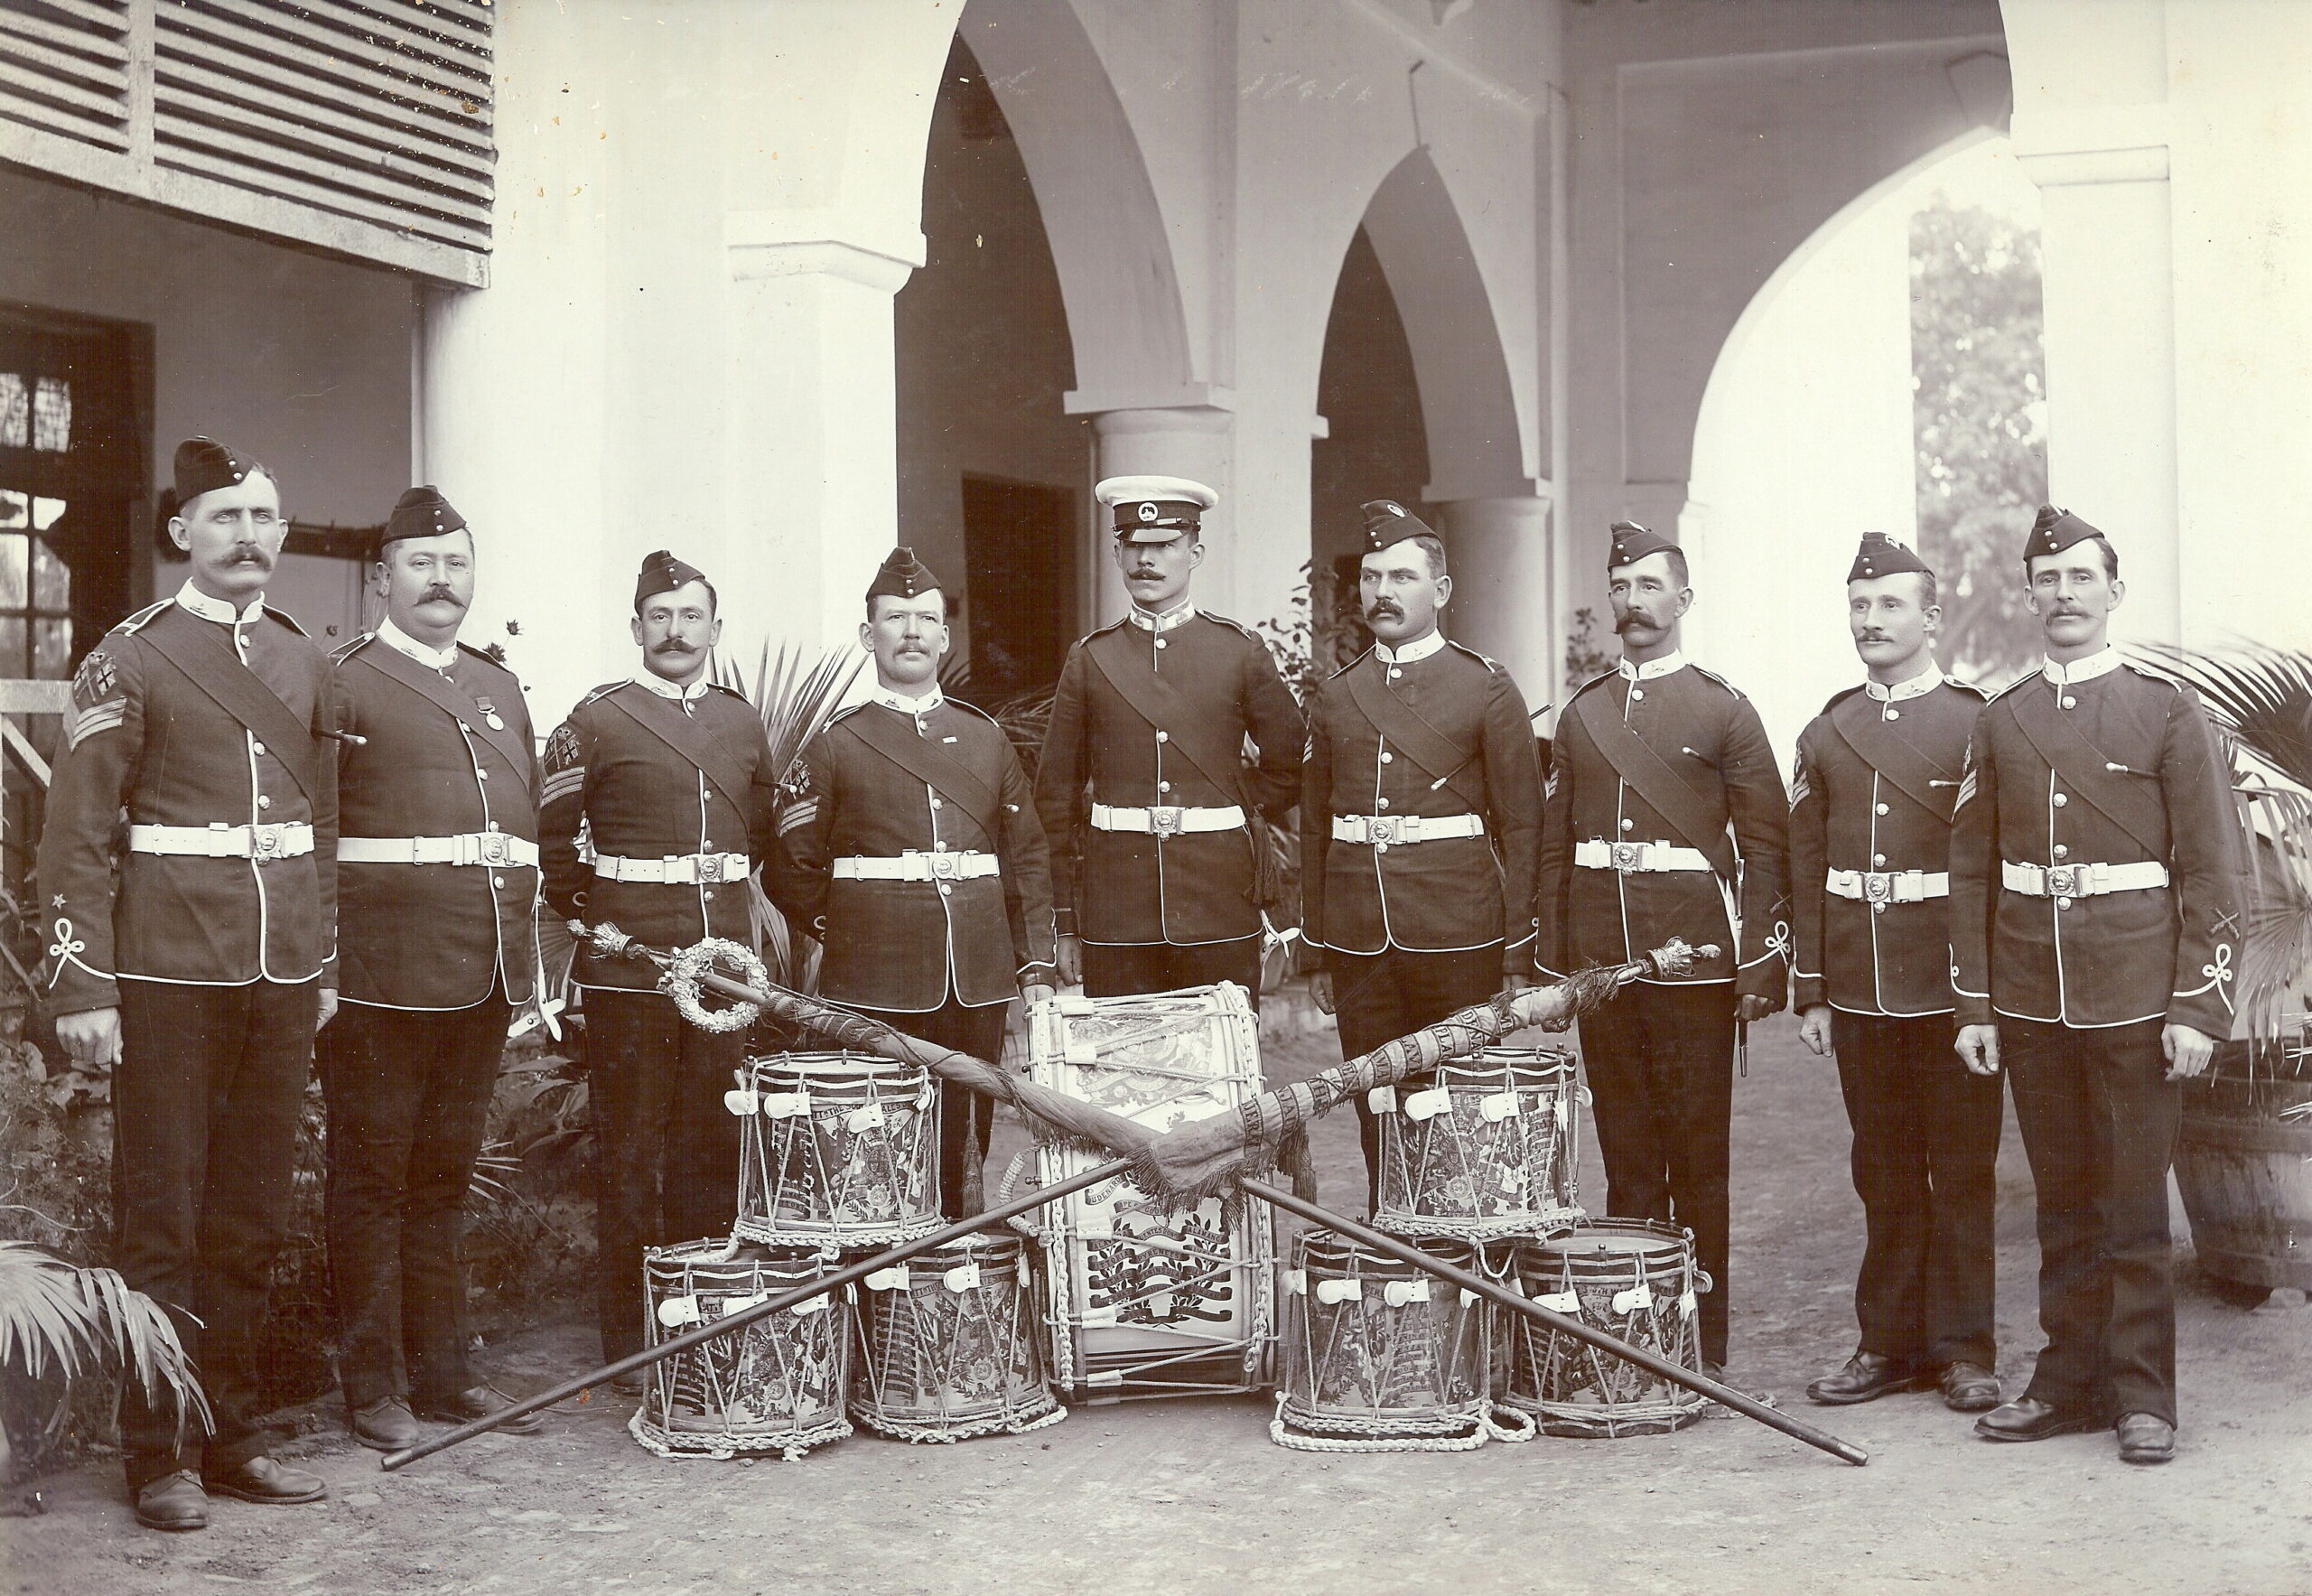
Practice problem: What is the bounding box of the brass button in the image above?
[1158,781,1172,794]
[1154,639,1167,650]
[934,841,946,852]
[1156,732,1169,744]
[2053,793,2067,807]
[1619,818,1634,832]
[2061,695,2077,710]
[493,876,506,888]
[703,889,715,901]
[2056,897,2072,910]
[1376,797,1390,810]
[251,742,265,756]
[1886,709,1900,721]
[1876,803,1890,816]
[256,795,271,810]
[1375,842,1389,854]
[1630,688,1645,702]
[2053,845,2069,860]
[1873,854,1887,868]
[1873,903,1886,915]
[1389,667,1403,680]
[938,882,953,895]
[1380,752,1394,764]
[930,797,943,809]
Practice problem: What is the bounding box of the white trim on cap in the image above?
[1095,474,1218,510]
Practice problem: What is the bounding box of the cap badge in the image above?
[1137,501,1159,523]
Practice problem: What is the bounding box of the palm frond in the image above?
[2134,642,2312,790]
[0,1242,213,1438]
[0,1242,92,1384]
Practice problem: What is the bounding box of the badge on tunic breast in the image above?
[476,695,506,732]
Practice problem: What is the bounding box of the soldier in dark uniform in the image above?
[1303,501,1543,1210]
[1035,476,1302,1003]
[771,548,1057,1217]
[1953,507,2242,1465]
[1535,520,1789,1377]
[539,551,779,1367]
[321,487,546,1450]
[38,438,334,1530]
[1791,533,2001,1414]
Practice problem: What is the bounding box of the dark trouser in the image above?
[114,978,317,1491]
[1083,937,1263,1009]
[584,986,748,1363]
[318,994,511,1410]
[1832,1010,2002,1369]
[1329,945,1506,1215]
[853,997,1009,1219]
[2001,1017,2182,1426]
[1578,981,1737,1367]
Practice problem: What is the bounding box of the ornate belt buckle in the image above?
[1149,806,1185,837]
[1610,840,1645,873]
[2045,863,2079,898]
[250,825,282,862]
[1862,871,1892,904]
[1368,816,1403,846]
[478,832,511,868]
[695,853,727,884]
[929,852,958,881]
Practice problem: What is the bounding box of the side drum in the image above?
[1370,1048,1582,1241]
[852,1232,1064,1442]
[1273,1230,1531,1451]
[1503,1218,1710,1437]
[732,1051,941,1248]
[630,1239,852,1460]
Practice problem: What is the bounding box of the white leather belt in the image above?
[1090,802,1245,836]
[340,833,540,868]
[1331,813,1486,845]
[128,822,313,861]
[1826,868,1948,904]
[1574,839,1712,873]
[834,851,999,882]
[594,852,751,884]
[2002,860,2169,898]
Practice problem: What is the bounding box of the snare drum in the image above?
[852,1232,1064,1442]
[1370,1047,1582,1241]
[732,1051,941,1248]
[629,1239,852,1460]
[1022,985,1276,1401]
[1502,1218,1710,1437]
[1273,1231,1530,1451]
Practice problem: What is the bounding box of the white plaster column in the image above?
[1435,494,1557,712]
[2004,0,2180,642]
[1083,405,1236,625]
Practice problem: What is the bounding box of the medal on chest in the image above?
[475,695,507,732]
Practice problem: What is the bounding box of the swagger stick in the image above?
[379,1154,1134,1470]
[1242,1178,1869,1468]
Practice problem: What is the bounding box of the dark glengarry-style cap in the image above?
[1096,475,1218,542]
[1361,499,1439,553]
[381,485,468,547]
[1608,518,1679,570]
[635,548,708,608]
[173,436,256,506]
[2024,504,2108,564]
[1848,530,1933,583]
[867,546,942,604]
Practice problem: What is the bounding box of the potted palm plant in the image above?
[2140,644,2312,1304]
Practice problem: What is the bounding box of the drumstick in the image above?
[1240,1178,1869,1468]
[380,1153,1136,1470]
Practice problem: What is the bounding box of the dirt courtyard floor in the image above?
[5,1003,2310,1595]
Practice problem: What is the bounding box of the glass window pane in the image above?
[0,376,23,449]
[31,497,63,532]
[33,619,70,680]
[31,536,68,611]
[0,619,26,678]
[31,378,69,453]
[0,491,22,531]
[0,535,26,611]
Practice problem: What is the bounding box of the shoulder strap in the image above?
[1825,691,1962,821]
[2006,683,2169,858]
[1569,685,1737,879]
[837,706,1004,826]
[602,689,755,812]
[1081,628,1248,807]
[1340,655,1485,808]
[138,618,321,801]
[358,641,534,773]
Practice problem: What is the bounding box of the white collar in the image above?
[1619,649,1686,683]
[1865,659,1944,703]
[872,683,944,716]
[1126,599,1198,633]
[174,580,265,627]
[633,670,711,703]
[376,616,459,672]
[1375,630,1447,666]
[2043,647,2122,687]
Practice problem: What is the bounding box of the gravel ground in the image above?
[5,1003,2308,1595]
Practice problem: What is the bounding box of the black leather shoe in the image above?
[203,1456,327,1506]
[1939,1361,2002,1414]
[2116,1412,2176,1465]
[418,1385,546,1435]
[133,1470,209,1533]
[1806,1351,1930,1405]
[1973,1396,2102,1442]
[349,1396,421,1451]
[604,1370,647,1398]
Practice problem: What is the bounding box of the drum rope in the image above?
[1267,1394,1536,1453]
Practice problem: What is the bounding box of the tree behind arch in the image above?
[1910,200,2047,689]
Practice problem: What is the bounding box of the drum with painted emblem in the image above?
[732,1051,942,1248]
[629,1239,851,1460]
[1502,1218,1710,1437]
[1369,1047,1583,1241]
[851,1231,1064,1442]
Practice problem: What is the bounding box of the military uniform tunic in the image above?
[36,581,336,1489]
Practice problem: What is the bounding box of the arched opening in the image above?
[894,32,1087,704]
[1683,135,2043,754]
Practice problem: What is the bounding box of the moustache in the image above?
[1613,610,1655,633]
[1366,601,1403,620]
[651,639,699,655]
[224,548,274,568]
[419,585,466,607]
